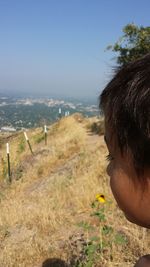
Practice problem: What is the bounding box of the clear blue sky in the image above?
[0,0,149,100]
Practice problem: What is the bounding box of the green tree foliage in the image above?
[107,23,150,66]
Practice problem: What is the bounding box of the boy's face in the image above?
[105,121,150,228]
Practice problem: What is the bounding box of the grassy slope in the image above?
[0,114,149,267]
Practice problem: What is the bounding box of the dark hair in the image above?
[100,54,150,176]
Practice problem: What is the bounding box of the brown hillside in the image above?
[0,114,149,267]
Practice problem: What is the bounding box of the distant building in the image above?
[1,126,16,132]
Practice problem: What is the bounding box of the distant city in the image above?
[0,96,99,132]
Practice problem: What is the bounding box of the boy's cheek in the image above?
[109,173,117,199]
[108,168,120,203]
[106,163,112,177]
[109,171,128,212]
[109,178,128,215]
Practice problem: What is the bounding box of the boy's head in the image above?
[100,54,150,228]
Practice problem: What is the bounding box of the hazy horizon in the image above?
[0,90,99,105]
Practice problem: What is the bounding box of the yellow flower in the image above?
[96,194,106,203]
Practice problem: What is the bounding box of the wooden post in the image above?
[44,125,47,145]
[6,143,11,183]
[59,108,62,119]
[24,132,34,155]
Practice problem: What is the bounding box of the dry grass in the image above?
[0,114,149,267]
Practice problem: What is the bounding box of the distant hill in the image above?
[0,96,99,130]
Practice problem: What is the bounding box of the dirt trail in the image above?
[24,127,104,197]
[86,132,104,150]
